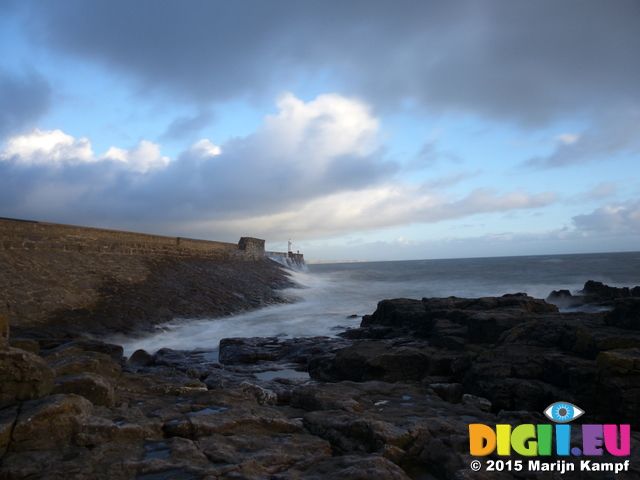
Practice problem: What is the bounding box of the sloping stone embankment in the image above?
[1,249,295,337]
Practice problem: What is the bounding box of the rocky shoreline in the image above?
[2,281,640,479]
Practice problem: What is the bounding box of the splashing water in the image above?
[108,252,640,357]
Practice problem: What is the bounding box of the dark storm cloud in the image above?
[0,70,51,137]
[24,0,640,126]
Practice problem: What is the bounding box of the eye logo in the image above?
[544,402,584,423]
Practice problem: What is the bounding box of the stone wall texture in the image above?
[0,217,264,260]
[0,218,295,335]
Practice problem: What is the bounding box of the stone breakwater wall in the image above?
[0,217,266,261]
[265,251,307,271]
[0,218,295,334]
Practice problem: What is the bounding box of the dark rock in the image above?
[429,383,464,403]
[43,344,122,379]
[361,298,435,337]
[291,384,365,412]
[53,372,116,407]
[197,432,332,476]
[0,347,55,408]
[596,348,640,427]
[547,289,573,300]
[218,335,352,366]
[605,298,640,330]
[0,405,19,457]
[127,348,155,367]
[299,454,412,480]
[582,280,631,301]
[5,288,640,479]
[219,337,282,364]
[7,338,40,355]
[467,311,531,343]
[0,315,9,349]
[240,381,278,405]
[10,394,93,452]
[461,394,491,412]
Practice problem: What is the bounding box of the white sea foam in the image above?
[110,252,640,357]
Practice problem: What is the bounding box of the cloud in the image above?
[188,139,221,158]
[0,92,558,241]
[0,129,93,165]
[575,182,618,202]
[0,93,393,226]
[23,0,640,125]
[407,140,462,169]
[524,110,640,168]
[573,201,640,232]
[159,109,215,142]
[421,170,481,190]
[0,70,51,137]
[190,184,557,241]
[100,140,170,173]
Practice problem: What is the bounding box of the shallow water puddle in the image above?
[189,407,228,415]
[253,368,309,381]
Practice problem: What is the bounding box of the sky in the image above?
[1,0,639,261]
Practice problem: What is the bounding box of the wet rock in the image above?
[361,298,435,337]
[240,381,278,405]
[291,384,365,412]
[461,394,492,412]
[0,405,19,457]
[596,348,640,428]
[53,372,116,407]
[467,311,533,344]
[196,433,332,477]
[429,383,464,403]
[43,344,122,379]
[218,336,352,366]
[605,298,640,330]
[582,280,632,301]
[0,347,55,408]
[219,337,283,364]
[0,315,9,348]
[10,394,93,452]
[4,287,640,479]
[7,338,40,354]
[298,454,412,480]
[127,348,154,367]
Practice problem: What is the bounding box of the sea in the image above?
[113,251,640,357]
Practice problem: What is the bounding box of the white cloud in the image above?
[0,93,393,228]
[99,140,170,173]
[0,93,559,244]
[189,139,221,157]
[0,129,94,165]
[0,129,169,173]
[556,133,580,145]
[187,184,557,241]
[259,92,379,173]
[573,201,640,231]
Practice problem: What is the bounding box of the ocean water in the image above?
[112,251,640,357]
